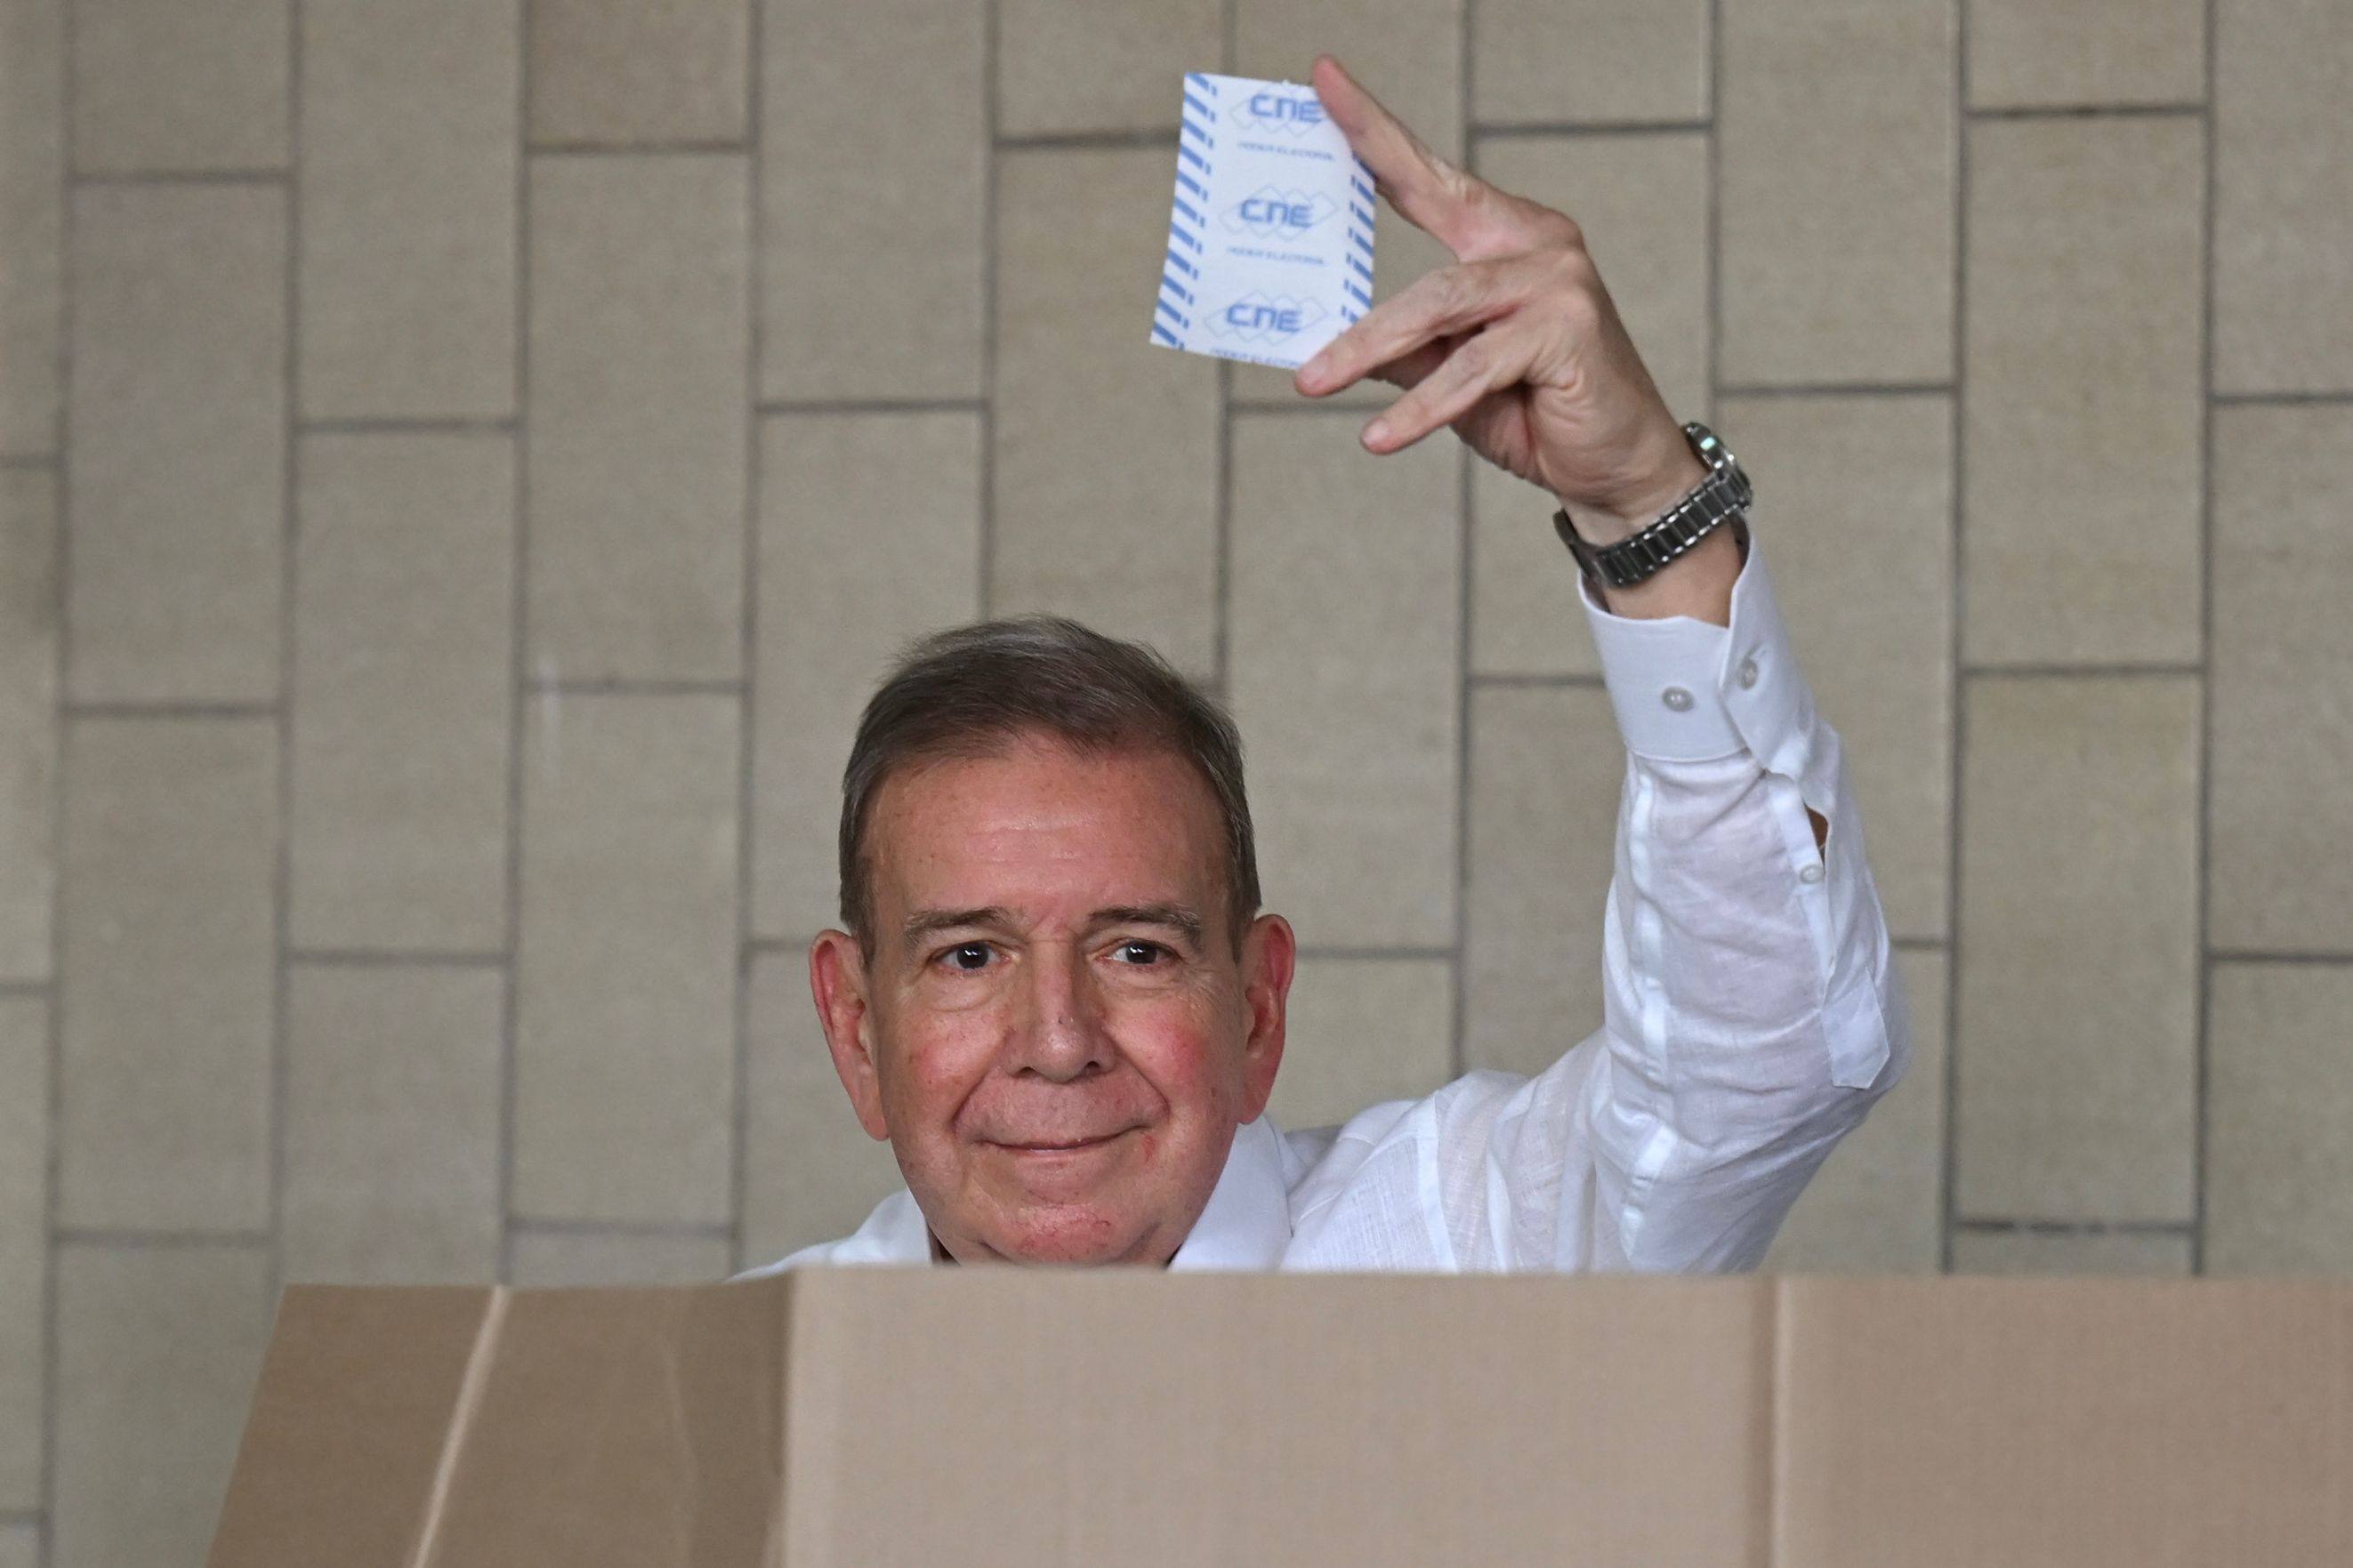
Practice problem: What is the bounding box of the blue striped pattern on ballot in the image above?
[1150,72,1377,372]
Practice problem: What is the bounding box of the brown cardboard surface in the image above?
[205,1273,2353,1567]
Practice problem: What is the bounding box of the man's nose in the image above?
[1007,949,1114,1082]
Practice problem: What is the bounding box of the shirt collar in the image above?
[854,1116,1295,1269]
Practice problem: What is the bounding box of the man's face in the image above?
[809,734,1294,1266]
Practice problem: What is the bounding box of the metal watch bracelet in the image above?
[1551,422,1753,591]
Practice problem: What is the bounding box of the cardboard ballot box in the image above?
[205,1270,2353,1566]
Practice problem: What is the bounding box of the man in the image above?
[743,54,1907,1275]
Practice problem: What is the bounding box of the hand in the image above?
[1293,55,1707,546]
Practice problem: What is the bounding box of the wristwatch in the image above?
[1551,421,1753,591]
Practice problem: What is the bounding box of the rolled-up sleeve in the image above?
[1557,537,1911,1272]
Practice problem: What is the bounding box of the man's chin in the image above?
[979,1202,1163,1266]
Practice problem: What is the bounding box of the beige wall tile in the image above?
[2214,0,2353,394]
[760,0,983,399]
[1954,676,2199,1223]
[59,718,277,1231]
[1,0,62,455]
[751,411,981,943]
[1473,0,1708,125]
[529,0,749,146]
[1970,0,2204,109]
[510,1227,735,1286]
[740,947,904,1267]
[1950,1227,2194,1276]
[71,0,288,173]
[282,963,504,1284]
[67,184,285,704]
[1266,955,1453,1133]
[1228,412,1458,948]
[514,694,739,1225]
[992,147,1220,676]
[1467,132,1708,681]
[1764,950,1946,1274]
[0,1522,33,1568]
[299,0,518,420]
[528,154,748,684]
[997,0,1221,136]
[2205,961,2353,1275]
[2210,406,2353,953]
[1717,395,1954,941]
[1962,117,2204,666]
[1719,0,1955,386]
[290,432,513,953]
[1462,686,1619,1080]
[1228,3,1462,408]
[0,469,56,983]
[53,1242,274,1568]
[0,995,44,1509]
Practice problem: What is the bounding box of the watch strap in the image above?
[1554,422,1752,591]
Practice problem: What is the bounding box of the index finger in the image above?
[1309,55,1474,253]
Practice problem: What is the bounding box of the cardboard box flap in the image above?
[1775,1276,2353,1566]
[778,1269,1773,1568]
[208,1280,786,1568]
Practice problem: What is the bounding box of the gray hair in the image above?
[838,615,1261,961]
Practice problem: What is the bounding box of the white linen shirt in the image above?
[742,536,1911,1278]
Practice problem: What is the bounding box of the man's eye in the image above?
[937,943,992,972]
[1112,940,1168,966]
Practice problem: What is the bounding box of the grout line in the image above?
[526,138,751,157]
[2212,390,2353,406]
[1939,0,1970,1280]
[68,167,286,187]
[497,0,531,1288]
[1968,101,2204,121]
[1951,1218,2198,1236]
[1448,0,1472,1085]
[286,948,507,969]
[995,127,1175,151]
[1467,671,1605,689]
[59,700,276,720]
[527,677,744,696]
[1213,357,1231,686]
[298,415,519,436]
[756,397,984,416]
[2209,950,2353,967]
[0,980,49,998]
[265,0,304,1316]
[2191,0,2218,1279]
[1959,662,2204,679]
[507,1217,737,1240]
[51,1228,276,1249]
[0,454,56,470]
[1472,118,1712,138]
[44,4,77,1548]
[978,0,1000,622]
[729,0,766,1277]
[1716,381,1953,398]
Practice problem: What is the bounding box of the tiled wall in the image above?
[1,0,2349,1560]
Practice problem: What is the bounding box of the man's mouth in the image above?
[987,1128,1135,1154]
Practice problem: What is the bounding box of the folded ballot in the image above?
[1149,72,1377,371]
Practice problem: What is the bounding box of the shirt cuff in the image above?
[1575,536,1817,779]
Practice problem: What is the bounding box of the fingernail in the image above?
[1362,418,1390,448]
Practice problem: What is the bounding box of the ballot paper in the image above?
[1149,72,1377,371]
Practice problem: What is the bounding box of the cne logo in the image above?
[1205,291,1327,344]
[1221,186,1338,239]
[1229,88,1327,135]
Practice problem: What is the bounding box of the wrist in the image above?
[1556,446,1711,546]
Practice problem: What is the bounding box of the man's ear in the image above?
[810,929,891,1142]
[1236,913,1295,1124]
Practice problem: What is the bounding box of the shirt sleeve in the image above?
[1544,534,1912,1271]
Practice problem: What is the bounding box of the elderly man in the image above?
[744,55,1907,1275]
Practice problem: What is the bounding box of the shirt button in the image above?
[1738,657,1761,689]
[1799,863,1825,885]
[1662,686,1694,712]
